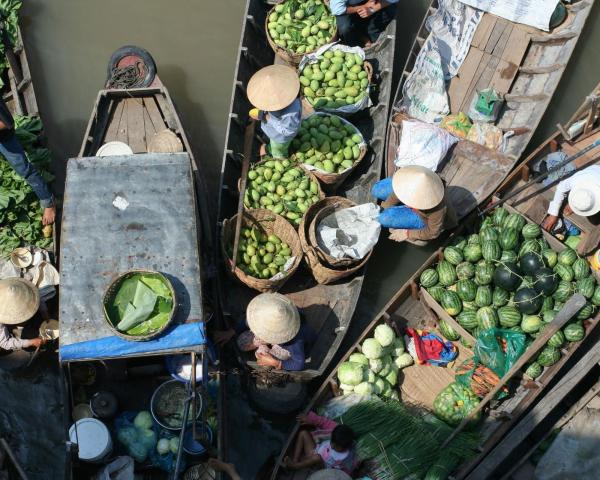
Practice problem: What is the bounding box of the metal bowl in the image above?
[150,379,203,430]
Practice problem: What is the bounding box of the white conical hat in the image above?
[307,470,352,480]
[392,165,444,210]
[568,178,600,217]
[247,65,300,111]
[246,293,300,344]
[148,129,184,153]
[0,278,40,325]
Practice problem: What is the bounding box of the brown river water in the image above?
[5,0,599,477]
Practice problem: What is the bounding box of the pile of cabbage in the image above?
[335,324,414,400]
[117,411,159,463]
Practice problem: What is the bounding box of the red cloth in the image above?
[406,328,458,366]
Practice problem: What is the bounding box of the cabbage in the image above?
[367,370,376,383]
[169,436,179,454]
[337,361,365,386]
[354,382,374,395]
[339,383,355,391]
[157,438,170,455]
[134,411,153,430]
[362,338,383,359]
[391,337,405,357]
[117,426,138,447]
[138,428,157,451]
[379,355,393,377]
[374,324,395,347]
[385,369,398,386]
[373,378,386,395]
[369,358,383,374]
[349,352,369,366]
[129,443,148,463]
[394,352,414,369]
[388,390,399,401]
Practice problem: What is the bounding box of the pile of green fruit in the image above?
[231,227,293,280]
[289,114,364,175]
[267,0,336,55]
[243,158,320,227]
[300,47,369,110]
[419,207,599,380]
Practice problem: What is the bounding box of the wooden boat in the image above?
[494,81,600,256]
[386,0,596,221]
[215,0,397,401]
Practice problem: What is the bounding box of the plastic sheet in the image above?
[394,120,457,171]
[474,328,526,377]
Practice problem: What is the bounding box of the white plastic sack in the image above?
[317,203,380,260]
[318,393,380,419]
[298,42,372,115]
[395,120,457,171]
[92,456,134,480]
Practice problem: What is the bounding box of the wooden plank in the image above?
[460,51,502,112]
[458,52,491,113]
[126,98,147,153]
[421,289,476,344]
[143,97,166,133]
[484,19,509,54]
[448,48,485,113]
[154,92,178,131]
[104,99,125,143]
[489,27,530,94]
[491,23,513,58]
[465,339,600,480]
[116,99,129,145]
[143,107,157,148]
[471,15,496,50]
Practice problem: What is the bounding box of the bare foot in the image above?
[389,228,408,243]
[259,144,267,157]
[208,459,240,480]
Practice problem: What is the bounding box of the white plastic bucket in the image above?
[69,418,113,462]
[96,141,133,157]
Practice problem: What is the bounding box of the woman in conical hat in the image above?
[371,165,457,245]
[247,65,302,159]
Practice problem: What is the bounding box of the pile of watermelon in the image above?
[420,207,600,380]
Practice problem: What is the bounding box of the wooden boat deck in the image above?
[1,29,38,117]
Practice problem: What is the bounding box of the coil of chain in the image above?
[107,61,148,89]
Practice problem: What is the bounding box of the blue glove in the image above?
[378,206,426,230]
[371,178,394,201]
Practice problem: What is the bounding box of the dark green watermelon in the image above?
[533,268,558,295]
[514,287,543,314]
[520,251,544,275]
[493,262,521,291]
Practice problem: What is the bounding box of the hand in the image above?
[356,6,371,18]
[564,204,573,216]
[389,228,409,243]
[42,206,56,226]
[213,329,235,347]
[281,456,297,469]
[296,414,309,425]
[29,337,45,348]
[256,352,282,368]
[541,215,558,232]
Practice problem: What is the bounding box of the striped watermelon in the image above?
[498,228,519,250]
[592,285,600,306]
[438,318,460,341]
[521,314,542,333]
[480,227,499,243]
[467,234,481,245]
[576,276,595,299]
[493,287,510,307]
[456,262,476,280]
[420,269,439,288]
[522,223,541,239]
[451,236,467,249]
[572,258,590,280]
[542,310,557,323]
[437,261,458,287]
[444,246,464,266]
[554,301,565,311]
[475,285,493,307]
[428,286,446,303]
[548,329,565,348]
[542,249,558,267]
[482,240,501,261]
[441,290,462,316]
[554,263,574,282]
[553,281,574,302]
[456,279,477,302]
[537,345,561,367]
[477,306,498,330]
[475,261,495,286]
[510,325,524,334]
[541,296,554,312]
[503,213,527,231]
[576,302,595,321]
[525,362,543,379]
[500,250,518,263]
[463,244,483,263]
[563,322,585,342]
[519,239,541,258]
[492,207,509,226]
[462,300,478,312]
[457,310,478,330]
[558,248,577,266]
[498,306,522,327]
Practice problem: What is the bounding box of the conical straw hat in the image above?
[247,65,300,111]
[0,278,40,325]
[246,293,300,344]
[568,178,600,217]
[148,129,184,153]
[392,165,444,210]
[307,470,352,480]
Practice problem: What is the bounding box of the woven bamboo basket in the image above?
[221,208,303,292]
[265,2,337,66]
[239,158,326,228]
[299,197,372,284]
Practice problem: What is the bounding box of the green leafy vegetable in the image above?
[116,281,157,331]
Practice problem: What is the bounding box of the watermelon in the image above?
[548,329,565,348]
[451,236,467,249]
[500,250,518,263]
[576,302,595,321]
[498,228,519,250]
[592,285,600,306]
[514,288,543,314]
[572,258,590,280]
[493,287,510,307]
[498,306,522,327]
[533,268,558,295]
[542,310,557,323]
[456,262,476,280]
[521,314,542,333]
[480,227,499,242]
[437,261,458,287]
[477,306,498,330]
[444,246,464,266]
[456,279,477,302]
[510,325,525,333]
[522,223,541,239]
[482,240,501,261]
[554,263,574,282]
[475,261,495,286]
[463,244,482,263]
[576,276,596,299]
[438,318,460,341]
[524,362,543,379]
[563,323,585,342]
[493,262,521,291]
[541,249,558,268]
[541,296,554,312]
[467,234,480,245]
[520,252,544,276]
[462,301,478,312]
[558,248,577,266]
[519,239,542,258]
[420,269,439,288]
[457,310,478,330]
[503,213,527,231]
[554,301,565,311]
[481,216,495,229]
[520,275,535,289]
[475,285,493,307]
[441,290,462,316]
[428,286,446,303]
[553,281,574,302]
[537,345,561,367]
[492,207,509,226]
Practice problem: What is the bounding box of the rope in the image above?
[107,61,148,89]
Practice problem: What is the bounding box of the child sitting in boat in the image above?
[282,411,358,473]
[330,0,398,47]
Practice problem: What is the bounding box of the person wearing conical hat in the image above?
[212,293,315,371]
[371,165,457,244]
[0,278,46,351]
[247,65,302,159]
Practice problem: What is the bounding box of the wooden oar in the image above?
[230,120,256,272]
[440,293,586,447]
[480,138,600,216]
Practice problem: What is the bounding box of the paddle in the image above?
[480,138,600,216]
[230,119,256,272]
